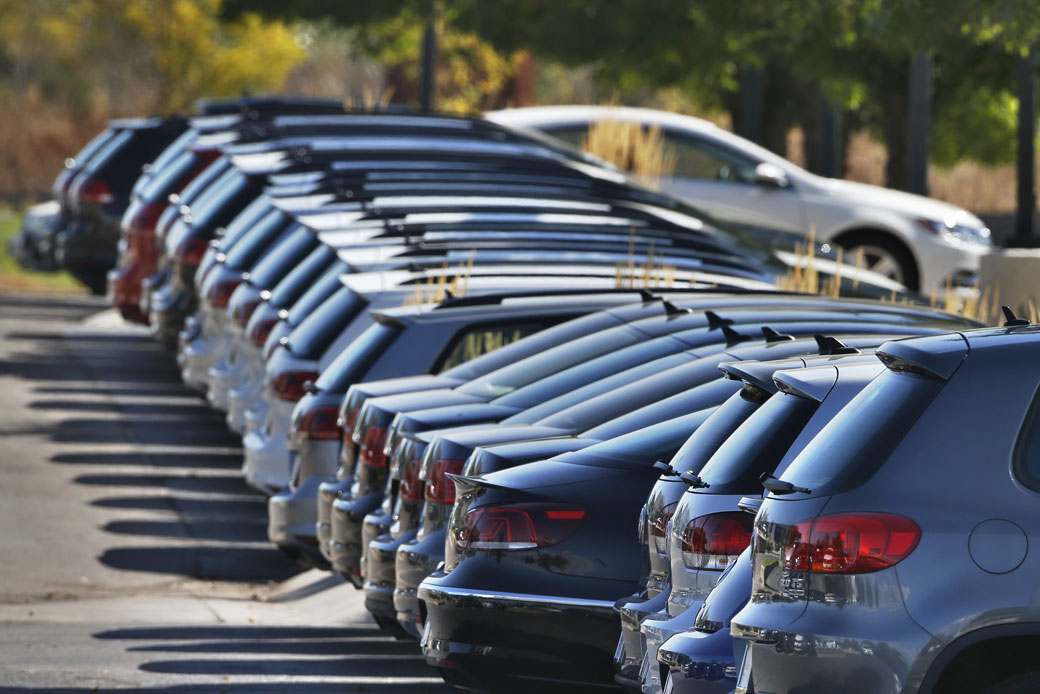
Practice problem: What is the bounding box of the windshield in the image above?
[223,209,291,269]
[286,261,348,325]
[316,323,405,391]
[561,409,715,470]
[697,391,819,494]
[268,245,335,308]
[72,128,118,166]
[286,286,367,359]
[191,170,251,232]
[668,385,768,475]
[456,323,644,398]
[779,370,943,495]
[247,224,314,287]
[441,309,623,381]
[139,150,196,203]
[217,195,273,251]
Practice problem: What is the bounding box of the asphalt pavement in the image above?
[0,293,448,693]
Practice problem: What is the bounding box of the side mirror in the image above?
[753,162,789,189]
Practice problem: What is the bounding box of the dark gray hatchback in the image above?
[731,320,1040,694]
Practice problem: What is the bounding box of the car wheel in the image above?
[835,232,919,292]
[980,672,1040,694]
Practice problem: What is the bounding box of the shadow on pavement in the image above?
[97,546,299,582]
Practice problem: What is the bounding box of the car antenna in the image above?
[1002,306,1030,327]
[761,326,795,343]
[722,324,751,346]
[639,288,662,303]
[705,310,734,328]
[814,334,860,355]
[662,300,692,316]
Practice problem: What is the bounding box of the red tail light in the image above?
[232,297,262,327]
[425,459,465,504]
[359,426,388,468]
[681,512,755,570]
[783,512,920,574]
[649,501,678,555]
[400,460,424,501]
[249,317,277,348]
[271,370,318,402]
[207,278,241,309]
[298,405,341,441]
[174,237,209,267]
[78,178,114,204]
[455,503,587,551]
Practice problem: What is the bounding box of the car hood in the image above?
[820,177,984,228]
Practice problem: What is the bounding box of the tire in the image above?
[835,231,919,292]
[979,672,1040,694]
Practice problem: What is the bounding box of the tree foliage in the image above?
[0,0,306,113]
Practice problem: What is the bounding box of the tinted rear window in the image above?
[139,150,196,202]
[434,320,550,372]
[779,370,943,495]
[147,129,195,173]
[456,324,642,398]
[178,157,231,205]
[83,130,133,172]
[223,209,290,269]
[247,224,315,287]
[316,323,405,391]
[441,310,622,381]
[269,246,335,308]
[73,128,118,165]
[697,391,819,494]
[560,410,714,470]
[191,170,251,232]
[286,262,349,325]
[667,386,767,475]
[218,196,273,251]
[287,286,367,359]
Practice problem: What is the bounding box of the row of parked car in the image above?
[30,95,1038,694]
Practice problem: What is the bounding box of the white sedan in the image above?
[486,105,991,293]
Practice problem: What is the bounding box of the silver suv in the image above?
[731,317,1040,694]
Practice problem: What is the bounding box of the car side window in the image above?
[1012,383,1040,492]
[662,132,759,183]
[541,126,590,149]
[434,320,554,373]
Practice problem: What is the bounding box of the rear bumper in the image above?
[316,477,353,562]
[640,606,698,693]
[657,628,738,694]
[329,492,383,581]
[615,591,668,688]
[227,375,262,435]
[242,426,290,495]
[419,572,623,689]
[364,529,417,625]
[394,528,446,633]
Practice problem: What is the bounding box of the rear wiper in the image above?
[680,471,709,489]
[760,474,811,495]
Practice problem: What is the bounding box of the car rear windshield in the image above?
[268,246,335,308]
[667,385,768,475]
[697,391,819,494]
[223,210,291,270]
[217,196,273,251]
[778,370,944,495]
[316,323,405,391]
[441,309,622,381]
[286,286,366,359]
[455,324,643,398]
[434,320,551,372]
[561,409,715,470]
[286,261,348,325]
[73,128,118,166]
[191,170,252,232]
[83,129,133,173]
[139,150,197,203]
[247,224,315,288]
[178,157,230,205]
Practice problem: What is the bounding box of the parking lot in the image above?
[0,292,448,693]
